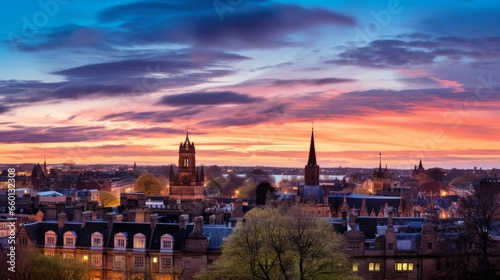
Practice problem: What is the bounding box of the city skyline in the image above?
[1,0,499,169]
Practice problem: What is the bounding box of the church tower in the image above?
[169,131,204,200]
[304,129,319,185]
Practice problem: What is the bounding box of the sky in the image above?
[0,0,499,169]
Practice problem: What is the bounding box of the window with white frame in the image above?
[45,230,57,247]
[160,257,173,272]
[134,256,144,268]
[63,231,77,248]
[91,254,102,267]
[133,233,146,250]
[114,255,125,269]
[91,232,103,248]
[114,232,127,250]
[160,234,174,252]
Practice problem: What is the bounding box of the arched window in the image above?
[183,157,189,167]
[63,231,77,248]
[114,232,127,250]
[133,233,146,251]
[160,233,174,252]
[45,230,57,248]
[91,232,103,249]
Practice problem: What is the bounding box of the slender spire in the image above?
[418,158,424,169]
[379,152,382,171]
[184,127,190,145]
[307,128,317,166]
[44,150,47,174]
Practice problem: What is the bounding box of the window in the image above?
[45,252,55,257]
[91,232,103,248]
[395,262,414,271]
[369,262,380,271]
[352,263,359,272]
[133,233,146,250]
[45,230,57,247]
[161,257,173,271]
[91,255,102,267]
[63,253,74,262]
[347,241,360,250]
[114,255,125,268]
[184,158,189,167]
[134,256,145,268]
[160,234,174,252]
[388,243,393,250]
[185,261,190,269]
[63,231,77,248]
[428,242,433,250]
[114,232,127,250]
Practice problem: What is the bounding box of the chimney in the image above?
[97,206,106,219]
[179,214,189,229]
[193,216,203,235]
[58,213,66,229]
[73,204,83,222]
[106,212,117,229]
[150,214,159,229]
[44,204,57,220]
[388,209,393,228]
[82,211,92,228]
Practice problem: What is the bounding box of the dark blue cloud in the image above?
[157,91,264,106]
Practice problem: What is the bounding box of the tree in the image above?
[194,206,360,280]
[135,173,163,195]
[256,181,277,205]
[205,165,223,181]
[0,248,90,280]
[437,182,500,279]
[426,168,446,183]
[99,190,119,207]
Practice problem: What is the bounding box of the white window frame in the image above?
[45,230,57,248]
[160,257,173,272]
[160,234,174,252]
[91,232,103,249]
[133,233,146,251]
[114,255,126,270]
[63,231,77,248]
[91,254,102,267]
[134,256,145,269]
[114,232,127,251]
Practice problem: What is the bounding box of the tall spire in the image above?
[379,152,382,171]
[43,149,47,175]
[418,158,424,169]
[307,128,317,166]
[184,127,190,145]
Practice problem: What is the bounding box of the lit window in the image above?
[47,236,56,245]
[161,257,173,271]
[134,256,145,268]
[45,252,55,257]
[133,233,146,250]
[114,255,125,268]
[352,263,359,272]
[91,255,102,267]
[63,253,74,262]
[369,262,380,271]
[395,262,414,271]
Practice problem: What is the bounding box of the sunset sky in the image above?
[1,0,499,169]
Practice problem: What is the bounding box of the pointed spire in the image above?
[44,150,47,175]
[385,164,388,172]
[379,152,382,172]
[200,165,205,182]
[184,127,191,146]
[418,158,424,170]
[307,128,317,166]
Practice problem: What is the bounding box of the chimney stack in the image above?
[58,213,66,229]
[73,204,83,222]
[193,216,203,235]
[82,211,92,228]
[44,204,57,220]
[179,214,189,229]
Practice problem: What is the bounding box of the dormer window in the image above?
[114,232,127,250]
[63,231,77,248]
[91,232,103,249]
[133,233,146,251]
[160,234,174,252]
[45,230,57,248]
